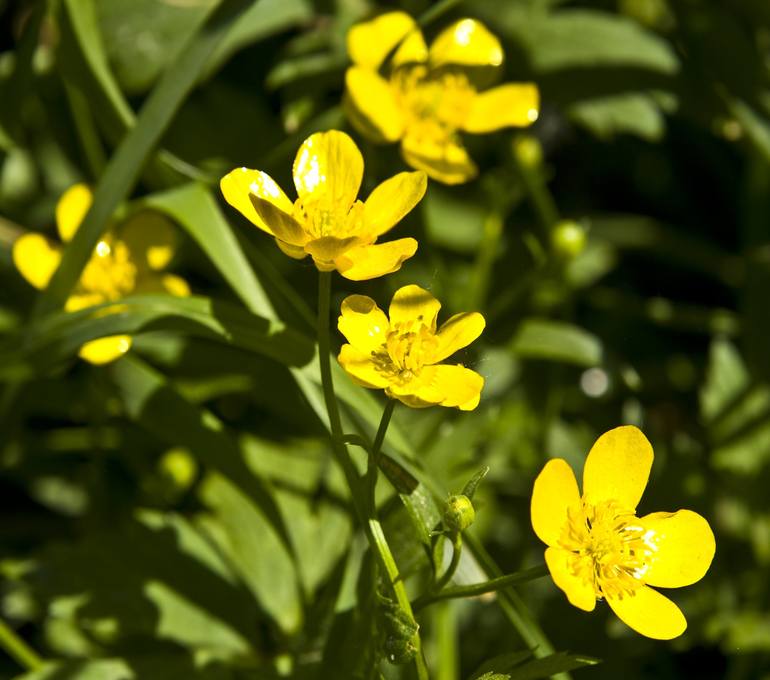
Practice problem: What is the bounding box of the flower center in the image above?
[559,499,659,600]
[78,239,138,301]
[391,65,475,141]
[293,199,364,240]
[371,320,438,385]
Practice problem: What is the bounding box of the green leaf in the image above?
[0,294,314,377]
[199,473,303,633]
[472,651,600,680]
[422,184,485,253]
[498,8,679,75]
[110,356,298,567]
[568,92,666,141]
[38,0,254,316]
[142,183,275,316]
[511,319,602,366]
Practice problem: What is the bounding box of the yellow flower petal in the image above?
[78,335,132,365]
[582,425,653,511]
[638,510,715,589]
[13,234,62,290]
[388,284,440,330]
[249,195,307,246]
[432,312,485,363]
[345,67,405,143]
[338,344,390,388]
[531,459,581,547]
[401,133,477,185]
[275,239,307,260]
[347,11,428,69]
[606,586,686,640]
[463,84,540,133]
[65,293,103,312]
[293,131,363,213]
[429,18,503,68]
[544,547,596,612]
[338,294,389,353]
[335,238,417,281]
[305,236,361,270]
[120,210,177,271]
[56,183,93,242]
[220,167,293,235]
[458,393,481,411]
[363,171,426,238]
[161,274,190,297]
[414,364,484,409]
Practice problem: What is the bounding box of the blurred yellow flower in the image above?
[531,426,715,639]
[220,130,424,280]
[344,12,540,184]
[13,183,190,365]
[337,284,485,409]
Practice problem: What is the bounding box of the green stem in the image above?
[367,399,396,514]
[0,617,44,672]
[413,564,548,612]
[431,534,463,596]
[317,272,428,679]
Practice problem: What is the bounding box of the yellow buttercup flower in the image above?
[337,285,485,409]
[220,130,425,281]
[13,184,190,365]
[531,426,715,640]
[344,12,540,184]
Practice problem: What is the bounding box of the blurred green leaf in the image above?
[0,294,314,377]
[472,651,600,679]
[497,8,679,74]
[511,319,602,366]
[569,93,665,141]
[143,183,275,315]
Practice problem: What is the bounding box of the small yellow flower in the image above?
[220,130,425,280]
[337,285,485,409]
[531,426,715,639]
[344,12,540,184]
[13,184,190,365]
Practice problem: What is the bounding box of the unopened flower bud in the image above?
[444,494,475,533]
[551,220,587,259]
[513,135,543,168]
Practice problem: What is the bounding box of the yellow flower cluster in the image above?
[13,184,189,364]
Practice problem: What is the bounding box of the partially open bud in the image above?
[443,494,476,533]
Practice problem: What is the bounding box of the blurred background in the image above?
[1,0,770,678]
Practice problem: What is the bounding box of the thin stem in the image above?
[367,399,396,514]
[316,271,428,679]
[432,534,463,595]
[0,617,44,672]
[413,564,549,612]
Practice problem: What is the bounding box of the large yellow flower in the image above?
[220,130,425,280]
[344,12,540,184]
[13,184,190,365]
[337,285,485,409]
[531,426,715,639]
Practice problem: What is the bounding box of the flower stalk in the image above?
[0,617,44,672]
[316,271,428,678]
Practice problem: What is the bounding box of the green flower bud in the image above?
[551,220,587,259]
[158,448,197,490]
[443,494,475,533]
[513,135,543,168]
